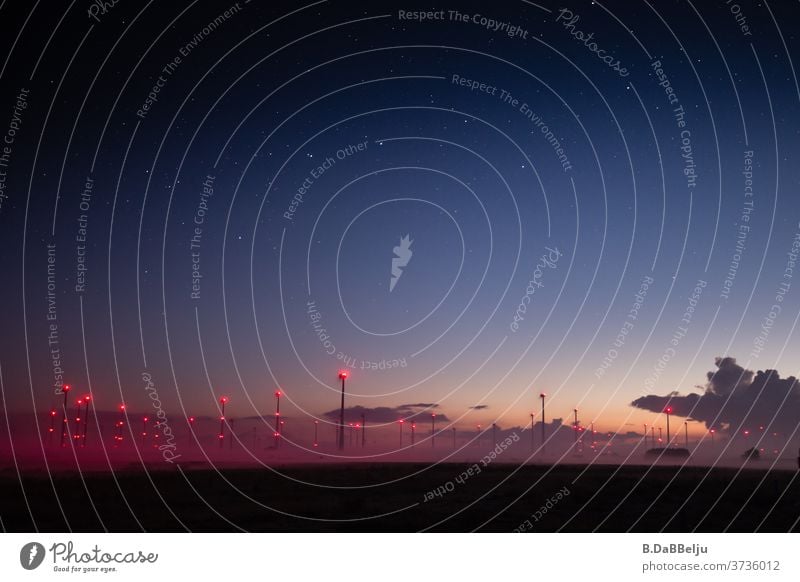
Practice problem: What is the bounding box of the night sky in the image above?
[1,0,800,454]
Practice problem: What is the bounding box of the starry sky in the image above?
[1,0,800,447]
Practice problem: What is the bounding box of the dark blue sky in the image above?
[1,0,799,443]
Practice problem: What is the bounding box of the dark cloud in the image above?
[706,356,753,396]
[469,405,489,410]
[322,403,449,423]
[631,357,800,434]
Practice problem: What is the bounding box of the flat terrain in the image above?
[1,463,798,532]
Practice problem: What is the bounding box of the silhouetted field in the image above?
[1,463,798,532]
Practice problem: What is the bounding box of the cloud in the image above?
[322,403,449,423]
[469,405,489,410]
[705,356,753,396]
[631,356,800,434]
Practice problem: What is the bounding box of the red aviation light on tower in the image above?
[219,396,229,405]
[665,406,673,414]
[63,384,71,393]
[338,370,348,380]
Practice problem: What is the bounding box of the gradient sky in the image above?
[1,0,800,444]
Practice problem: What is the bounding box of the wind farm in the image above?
[2,361,800,532]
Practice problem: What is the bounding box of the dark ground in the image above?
[1,463,798,532]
